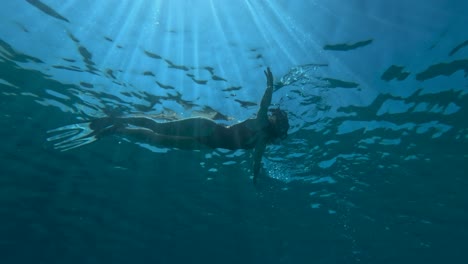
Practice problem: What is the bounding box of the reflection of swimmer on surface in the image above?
[48,68,290,182]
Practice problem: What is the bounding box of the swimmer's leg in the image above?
[116,116,220,137]
[116,126,208,150]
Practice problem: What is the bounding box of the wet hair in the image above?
[268,108,290,141]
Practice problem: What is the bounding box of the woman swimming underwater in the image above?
[48,67,290,182]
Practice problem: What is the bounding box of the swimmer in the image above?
[48,67,290,182]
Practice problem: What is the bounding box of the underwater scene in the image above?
[1,0,467,263]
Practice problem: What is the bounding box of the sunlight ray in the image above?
[245,0,299,68]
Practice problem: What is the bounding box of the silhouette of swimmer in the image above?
[48,67,290,182]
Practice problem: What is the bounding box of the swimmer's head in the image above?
[268,108,289,141]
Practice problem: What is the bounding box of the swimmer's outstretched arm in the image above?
[251,67,274,183]
[256,67,274,125]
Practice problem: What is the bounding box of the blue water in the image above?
[1,0,467,263]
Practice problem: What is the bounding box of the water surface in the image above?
[1,1,467,263]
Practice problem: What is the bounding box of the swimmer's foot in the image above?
[46,122,99,151]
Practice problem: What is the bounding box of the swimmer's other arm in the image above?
[252,138,267,183]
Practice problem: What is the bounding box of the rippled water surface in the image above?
[1,1,467,263]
